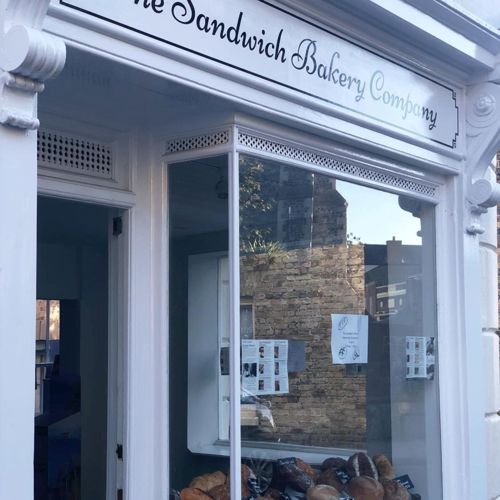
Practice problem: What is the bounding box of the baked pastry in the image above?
[208,484,230,500]
[346,453,378,481]
[381,479,410,500]
[373,454,395,480]
[296,458,317,481]
[180,487,212,500]
[320,457,348,472]
[278,460,315,492]
[306,484,341,500]
[347,476,384,500]
[189,471,226,492]
[241,464,256,498]
[316,468,344,492]
[263,487,281,499]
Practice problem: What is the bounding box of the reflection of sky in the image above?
[336,180,422,245]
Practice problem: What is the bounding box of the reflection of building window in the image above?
[240,303,254,339]
[35,300,60,416]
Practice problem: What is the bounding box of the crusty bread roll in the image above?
[316,468,343,493]
[180,487,212,500]
[306,484,341,500]
[381,479,411,500]
[321,457,348,472]
[189,471,226,492]
[208,483,230,500]
[347,453,379,481]
[373,454,395,480]
[296,458,318,481]
[347,476,384,500]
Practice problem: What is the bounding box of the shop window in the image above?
[170,145,441,499]
[237,155,440,499]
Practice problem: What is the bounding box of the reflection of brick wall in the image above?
[241,244,366,448]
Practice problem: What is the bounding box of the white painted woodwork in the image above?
[0,0,499,499]
[0,125,37,500]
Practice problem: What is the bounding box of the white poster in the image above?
[331,314,368,364]
[242,339,289,395]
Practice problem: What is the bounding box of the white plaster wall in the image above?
[479,164,500,499]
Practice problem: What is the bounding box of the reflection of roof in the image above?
[364,243,421,265]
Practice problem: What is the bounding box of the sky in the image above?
[336,180,422,245]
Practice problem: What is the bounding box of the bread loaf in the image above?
[347,476,384,500]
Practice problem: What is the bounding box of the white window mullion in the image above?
[229,132,241,500]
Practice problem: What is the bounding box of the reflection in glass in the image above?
[169,156,231,493]
[239,155,441,499]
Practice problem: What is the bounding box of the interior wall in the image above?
[37,198,109,500]
[169,231,229,490]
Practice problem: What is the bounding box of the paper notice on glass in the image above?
[331,314,369,364]
[241,339,289,395]
[406,336,435,380]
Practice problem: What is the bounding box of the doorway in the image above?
[35,196,118,500]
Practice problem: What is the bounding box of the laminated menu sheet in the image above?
[242,339,289,395]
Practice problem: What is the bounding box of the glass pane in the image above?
[239,155,440,499]
[169,156,232,497]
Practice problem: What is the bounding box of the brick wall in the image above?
[240,243,366,448]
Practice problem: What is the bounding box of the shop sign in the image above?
[59,0,460,148]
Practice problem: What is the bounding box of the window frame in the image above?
[165,118,444,499]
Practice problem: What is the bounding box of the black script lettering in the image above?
[422,107,437,130]
[172,0,195,24]
[169,5,287,64]
[226,12,243,43]
[241,32,257,51]
[291,39,317,75]
[196,14,211,33]
[134,0,165,13]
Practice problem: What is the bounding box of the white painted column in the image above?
[0,2,64,497]
[0,125,38,500]
[479,163,500,500]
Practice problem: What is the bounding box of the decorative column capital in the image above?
[0,0,66,130]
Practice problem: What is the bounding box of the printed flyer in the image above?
[331,314,369,364]
[242,339,289,395]
[406,336,435,380]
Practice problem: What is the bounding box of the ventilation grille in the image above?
[238,131,437,198]
[37,130,113,179]
[165,130,230,154]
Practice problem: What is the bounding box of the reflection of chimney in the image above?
[311,175,347,246]
[386,238,403,265]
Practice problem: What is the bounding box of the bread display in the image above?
[373,454,396,480]
[189,471,226,493]
[278,459,315,492]
[381,478,411,500]
[347,476,384,500]
[346,452,379,481]
[306,484,341,500]
[180,456,418,500]
[316,468,344,492]
[207,484,230,500]
[320,457,348,472]
[179,487,212,500]
[296,457,318,481]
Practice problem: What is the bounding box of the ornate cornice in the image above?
[0,0,66,130]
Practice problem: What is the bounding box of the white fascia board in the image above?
[41,12,465,176]
[332,0,497,70]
